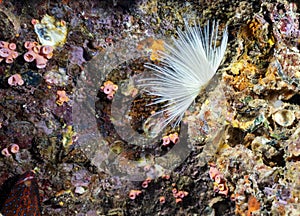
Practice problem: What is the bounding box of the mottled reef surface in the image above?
[0,0,300,215]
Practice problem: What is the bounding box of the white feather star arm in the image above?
[139,20,228,131]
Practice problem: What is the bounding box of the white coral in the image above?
[139,20,228,131]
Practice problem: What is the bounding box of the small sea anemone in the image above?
[139,20,228,131]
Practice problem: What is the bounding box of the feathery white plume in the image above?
[139,20,228,132]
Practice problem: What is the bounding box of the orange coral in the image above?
[136,37,165,61]
[150,39,165,61]
[175,198,182,203]
[224,56,258,91]
[168,132,179,144]
[56,90,70,106]
[246,196,260,216]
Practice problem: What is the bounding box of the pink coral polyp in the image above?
[40,45,53,55]
[162,136,170,146]
[24,51,36,62]
[24,41,38,49]
[8,74,24,86]
[1,148,11,157]
[103,85,113,95]
[0,48,10,58]
[35,55,47,69]
[9,144,20,154]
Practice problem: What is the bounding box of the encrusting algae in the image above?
[32,14,67,48]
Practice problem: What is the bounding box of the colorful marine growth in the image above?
[0,0,300,215]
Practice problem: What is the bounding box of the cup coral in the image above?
[23,41,54,68]
[162,132,179,146]
[8,74,24,86]
[159,196,166,204]
[162,135,170,146]
[56,90,70,106]
[8,143,20,154]
[138,20,228,131]
[0,41,18,64]
[1,148,11,157]
[128,189,142,200]
[209,164,229,196]
[100,80,118,100]
[168,132,179,144]
[1,144,20,157]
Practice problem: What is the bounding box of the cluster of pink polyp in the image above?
[172,187,189,203]
[100,81,118,100]
[209,163,229,196]
[23,41,54,69]
[0,41,18,64]
[162,132,179,146]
